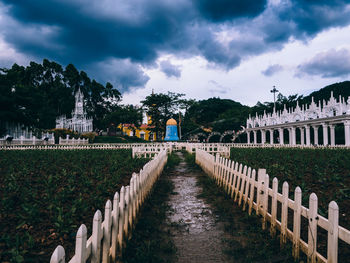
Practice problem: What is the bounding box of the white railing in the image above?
[185,143,230,157]
[132,145,172,158]
[232,143,350,149]
[195,149,350,263]
[59,137,89,145]
[0,136,55,146]
[50,150,168,263]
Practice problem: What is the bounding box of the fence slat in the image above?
[234,164,244,202]
[75,224,87,263]
[281,182,289,246]
[308,193,318,263]
[262,173,269,230]
[270,177,278,237]
[256,169,266,216]
[102,200,112,263]
[91,210,102,263]
[111,192,119,261]
[328,201,339,263]
[50,245,65,263]
[248,169,256,215]
[293,187,302,260]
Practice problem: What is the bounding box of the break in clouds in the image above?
[1,0,350,92]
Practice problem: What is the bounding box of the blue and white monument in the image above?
[164,118,179,141]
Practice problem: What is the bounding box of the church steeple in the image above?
[74,88,85,116]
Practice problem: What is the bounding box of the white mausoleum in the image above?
[246,92,350,146]
[56,89,93,133]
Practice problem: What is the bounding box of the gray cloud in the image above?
[262,64,284,76]
[193,0,267,22]
[208,80,229,95]
[296,48,350,78]
[88,59,150,92]
[159,60,181,78]
[1,0,350,91]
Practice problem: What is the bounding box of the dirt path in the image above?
[166,152,231,263]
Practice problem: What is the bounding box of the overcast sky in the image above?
[1,0,350,106]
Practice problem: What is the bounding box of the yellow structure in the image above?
[119,115,156,141]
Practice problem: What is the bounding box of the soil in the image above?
[166,152,231,263]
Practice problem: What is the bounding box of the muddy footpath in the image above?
[123,152,297,263]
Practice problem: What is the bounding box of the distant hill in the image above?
[301,81,350,104]
[182,81,350,138]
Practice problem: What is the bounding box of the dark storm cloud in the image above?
[88,59,150,92]
[1,0,350,91]
[193,0,267,22]
[262,64,284,77]
[296,49,350,78]
[160,60,181,78]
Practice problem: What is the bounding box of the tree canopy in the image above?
[0,59,121,130]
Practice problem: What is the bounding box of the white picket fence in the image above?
[50,150,168,263]
[0,136,55,146]
[185,143,230,157]
[232,143,350,149]
[195,148,350,263]
[132,145,173,158]
[59,137,89,145]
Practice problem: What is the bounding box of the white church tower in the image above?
[56,88,93,133]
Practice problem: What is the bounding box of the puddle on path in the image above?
[166,152,231,263]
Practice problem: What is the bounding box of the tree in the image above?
[141,92,186,139]
[103,105,142,132]
[0,59,123,132]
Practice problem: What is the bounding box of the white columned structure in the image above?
[300,127,304,145]
[261,130,266,144]
[290,127,296,145]
[322,123,328,146]
[313,125,319,145]
[344,121,350,146]
[305,125,311,146]
[279,128,284,145]
[269,129,274,144]
[253,130,257,144]
[247,131,251,144]
[329,124,335,146]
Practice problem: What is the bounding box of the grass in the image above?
[0,149,148,262]
[122,153,180,263]
[183,151,302,263]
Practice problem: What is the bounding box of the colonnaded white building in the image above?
[56,89,93,133]
[246,92,350,146]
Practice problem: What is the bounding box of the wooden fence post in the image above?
[261,173,269,230]
[234,164,244,202]
[293,186,302,260]
[91,210,102,263]
[256,168,266,216]
[111,192,119,261]
[281,182,289,246]
[124,186,130,239]
[238,166,248,206]
[308,193,318,263]
[118,187,125,256]
[50,245,65,263]
[102,200,112,263]
[248,169,256,215]
[328,201,339,263]
[242,167,251,211]
[75,224,87,263]
[270,177,278,237]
